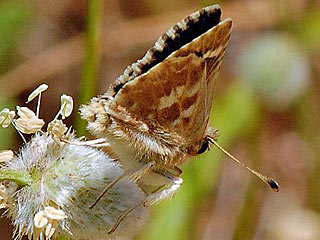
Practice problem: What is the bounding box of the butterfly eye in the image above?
[197,138,210,154]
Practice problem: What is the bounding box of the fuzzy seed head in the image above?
[1,133,148,240]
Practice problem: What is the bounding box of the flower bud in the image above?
[0,108,15,128]
[14,106,44,134]
[26,84,48,103]
[60,94,73,119]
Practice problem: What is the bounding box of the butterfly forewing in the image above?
[107,18,232,150]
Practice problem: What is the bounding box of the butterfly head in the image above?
[186,126,218,156]
[80,97,112,138]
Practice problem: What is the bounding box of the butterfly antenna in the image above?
[209,138,279,192]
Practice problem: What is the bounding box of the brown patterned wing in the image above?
[107,18,232,148]
[111,53,206,145]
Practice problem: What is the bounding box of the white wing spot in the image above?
[182,103,195,118]
[185,81,200,98]
[176,86,184,96]
[158,90,178,110]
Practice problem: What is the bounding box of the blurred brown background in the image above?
[0,0,320,239]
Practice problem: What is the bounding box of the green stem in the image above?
[0,170,32,186]
[75,0,104,135]
[56,235,68,240]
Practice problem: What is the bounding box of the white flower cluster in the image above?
[0,84,149,240]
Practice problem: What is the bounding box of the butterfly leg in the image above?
[108,201,144,234]
[89,162,154,209]
[143,169,183,206]
[108,168,183,234]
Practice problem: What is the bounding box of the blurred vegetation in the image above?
[1,0,320,239]
[0,1,32,72]
[0,1,33,154]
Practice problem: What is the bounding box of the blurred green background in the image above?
[0,0,320,239]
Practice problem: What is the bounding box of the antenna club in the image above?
[267,178,280,192]
[210,138,280,192]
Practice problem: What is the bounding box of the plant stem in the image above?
[75,0,104,134]
[0,170,32,186]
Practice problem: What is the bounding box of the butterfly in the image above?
[80,4,278,233]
